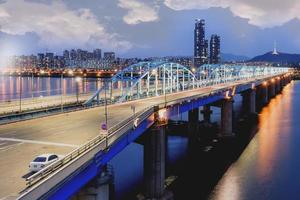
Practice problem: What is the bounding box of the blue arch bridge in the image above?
[18,62,291,200]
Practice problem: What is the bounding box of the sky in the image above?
[0,0,300,58]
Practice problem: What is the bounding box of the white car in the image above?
[29,154,60,172]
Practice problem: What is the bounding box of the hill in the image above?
[250,52,300,63]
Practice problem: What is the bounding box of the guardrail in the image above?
[24,106,155,188]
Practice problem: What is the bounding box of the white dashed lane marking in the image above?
[0,137,79,148]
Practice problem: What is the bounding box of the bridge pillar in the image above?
[220,98,234,137]
[201,105,212,123]
[144,120,167,199]
[242,89,256,115]
[75,165,114,200]
[261,84,269,105]
[188,107,199,136]
[280,76,286,87]
[278,78,283,92]
[268,81,276,99]
[275,79,281,94]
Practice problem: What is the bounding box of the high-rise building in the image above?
[76,49,82,61]
[93,49,102,60]
[70,49,76,60]
[210,34,221,64]
[37,53,44,68]
[194,19,208,67]
[104,52,115,60]
[63,50,70,60]
[45,52,54,68]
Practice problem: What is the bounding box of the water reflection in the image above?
[210,81,297,200]
[0,76,103,101]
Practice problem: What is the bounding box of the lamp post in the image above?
[19,75,22,112]
[60,70,64,112]
[104,79,108,147]
[75,76,81,104]
[31,70,34,99]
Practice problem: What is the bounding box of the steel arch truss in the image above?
[84,62,289,106]
[195,64,288,86]
[84,62,198,105]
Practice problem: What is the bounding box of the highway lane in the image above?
[0,84,161,115]
[0,77,270,199]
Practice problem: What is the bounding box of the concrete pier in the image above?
[201,105,212,123]
[188,108,199,137]
[220,98,234,137]
[242,89,256,115]
[75,166,114,200]
[275,79,281,94]
[144,124,166,199]
[268,82,276,99]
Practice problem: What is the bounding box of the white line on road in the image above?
[0,142,7,146]
[0,143,23,151]
[0,137,79,148]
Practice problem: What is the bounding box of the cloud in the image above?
[118,0,159,25]
[164,0,300,28]
[0,0,132,52]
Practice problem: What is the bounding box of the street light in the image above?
[68,69,74,76]
[60,70,64,112]
[19,75,22,112]
[75,76,82,104]
[31,70,34,99]
[104,79,108,147]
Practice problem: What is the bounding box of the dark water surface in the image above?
[209,81,300,200]
[106,81,299,200]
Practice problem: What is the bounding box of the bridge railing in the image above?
[24,105,155,190]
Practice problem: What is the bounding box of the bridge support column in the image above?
[268,82,276,99]
[278,78,283,92]
[188,108,199,137]
[275,79,281,94]
[144,124,168,199]
[75,166,114,200]
[201,105,212,123]
[261,84,269,105]
[242,89,256,115]
[220,98,234,137]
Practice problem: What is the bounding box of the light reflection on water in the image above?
[0,76,104,101]
[210,81,298,200]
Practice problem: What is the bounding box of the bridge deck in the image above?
[0,77,270,199]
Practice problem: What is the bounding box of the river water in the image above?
[209,81,299,200]
[0,76,101,101]
[0,76,298,199]
[108,81,299,199]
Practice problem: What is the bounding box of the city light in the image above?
[225,90,231,99]
[263,81,268,86]
[75,76,82,82]
[68,69,74,76]
[271,78,275,83]
[158,108,168,125]
[152,69,157,75]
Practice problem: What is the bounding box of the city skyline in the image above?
[0,0,300,60]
